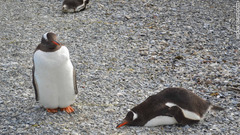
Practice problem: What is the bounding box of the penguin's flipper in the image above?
[60,106,74,113]
[168,106,200,125]
[32,65,39,101]
[73,67,78,95]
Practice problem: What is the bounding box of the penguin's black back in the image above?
[158,88,211,116]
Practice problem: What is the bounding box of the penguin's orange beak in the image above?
[116,120,128,128]
[52,41,60,46]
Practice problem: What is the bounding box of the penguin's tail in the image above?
[211,105,224,111]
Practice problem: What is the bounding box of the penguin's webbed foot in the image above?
[60,106,74,113]
[46,108,58,113]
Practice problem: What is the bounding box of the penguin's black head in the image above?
[116,110,138,128]
[62,0,89,13]
[41,32,61,50]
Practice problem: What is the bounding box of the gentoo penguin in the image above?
[62,0,89,13]
[32,32,78,113]
[117,88,223,128]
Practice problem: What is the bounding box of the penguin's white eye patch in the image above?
[43,33,48,41]
[131,111,138,120]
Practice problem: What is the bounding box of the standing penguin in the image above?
[62,0,89,13]
[117,88,223,128]
[32,32,78,113]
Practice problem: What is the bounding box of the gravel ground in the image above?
[0,0,239,134]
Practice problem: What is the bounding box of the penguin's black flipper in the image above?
[73,67,78,95]
[168,106,200,125]
[32,64,39,101]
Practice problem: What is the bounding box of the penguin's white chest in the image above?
[144,116,177,126]
[34,46,76,108]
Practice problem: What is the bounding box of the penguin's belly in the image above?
[144,116,177,126]
[34,49,76,108]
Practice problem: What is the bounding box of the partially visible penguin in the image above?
[62,0,89,13]
[117,88,224,128]
[32,32,78,113]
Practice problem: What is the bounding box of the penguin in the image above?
[116,88,224,128]
[32,32,78,113]
[62,0,89,13]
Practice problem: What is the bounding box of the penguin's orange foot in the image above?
[46,108,58,113]
[60,106,74,113]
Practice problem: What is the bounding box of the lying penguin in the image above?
[62,0,89,13]
[117,88,223,128]
[32,32,78,113]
